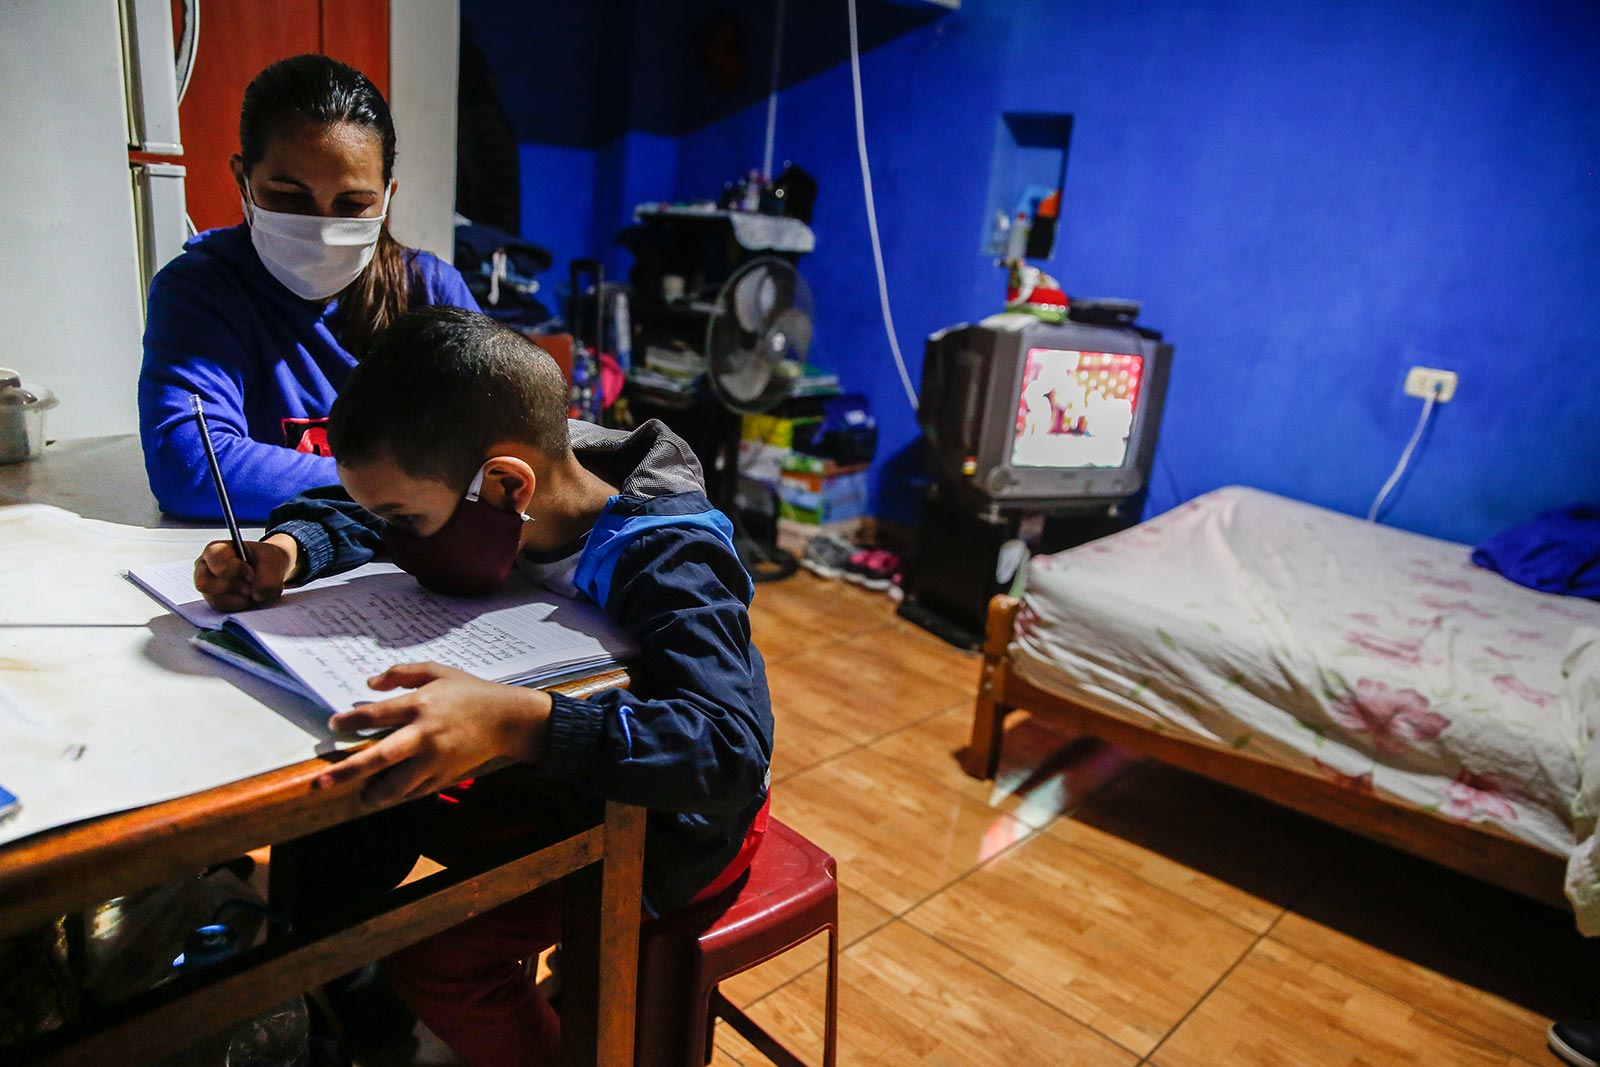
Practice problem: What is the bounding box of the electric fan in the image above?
[703,256,816,582]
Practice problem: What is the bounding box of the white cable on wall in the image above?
[763,0,786,180]
[1367,385,1440,522]
[847,0,919,412]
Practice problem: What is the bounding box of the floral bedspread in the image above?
[1011,486,1600,930]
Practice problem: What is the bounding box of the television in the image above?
[919,314,1172,510]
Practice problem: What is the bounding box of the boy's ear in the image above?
[481,455,536,515]
[230,155,249,201]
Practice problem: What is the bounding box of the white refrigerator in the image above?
[0,0,194,441]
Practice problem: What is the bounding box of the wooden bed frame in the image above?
[961,595,1570,911]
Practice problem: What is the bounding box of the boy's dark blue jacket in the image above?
[139,224,478,522]
[265,420,773,916]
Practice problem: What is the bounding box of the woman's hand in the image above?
[315,662,554,807]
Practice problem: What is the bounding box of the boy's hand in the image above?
[315,662,554,807]
[194,534,302,612]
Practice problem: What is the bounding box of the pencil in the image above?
[189,394,248,561]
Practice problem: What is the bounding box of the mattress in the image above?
[1013,487,1600,914]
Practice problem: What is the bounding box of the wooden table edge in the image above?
[0,667,631,937]
[19,801,648,1066]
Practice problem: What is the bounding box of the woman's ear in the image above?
[482,456,536,516]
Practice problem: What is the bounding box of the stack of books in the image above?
[629,344,708,396]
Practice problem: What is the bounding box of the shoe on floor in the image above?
[844,549,899,591]
[800,532,853,579]
[1551,1020,1600,1067]
[887,566,906,603]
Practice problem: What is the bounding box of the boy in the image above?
[194,306,773,1065]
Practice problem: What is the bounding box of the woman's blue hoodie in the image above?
[138,224,478,520]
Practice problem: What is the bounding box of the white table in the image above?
[0,436,645,1066]
[0,435,331,846]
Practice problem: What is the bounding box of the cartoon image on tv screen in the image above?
[1012,348,1143,469]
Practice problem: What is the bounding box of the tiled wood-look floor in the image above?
[708,573,1599,1066]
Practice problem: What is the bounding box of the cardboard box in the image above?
[778,456,870,525]
[740,412,823,487]
[741,413,820,451]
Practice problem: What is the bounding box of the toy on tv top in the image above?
[1003,260,1068,323]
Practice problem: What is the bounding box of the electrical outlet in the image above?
[1404,366,1457,403]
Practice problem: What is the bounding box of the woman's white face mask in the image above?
[242,178,392,301]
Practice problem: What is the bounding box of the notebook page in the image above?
[228,570,636,711]
[126,559,407,629]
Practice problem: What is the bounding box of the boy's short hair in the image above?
[328,306,571,486]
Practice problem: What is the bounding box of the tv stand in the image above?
[896,488,1143,648]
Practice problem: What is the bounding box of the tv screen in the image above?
[917,316,1172,509]
[1011,347,1144,470]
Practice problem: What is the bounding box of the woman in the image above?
[139,54,479,520]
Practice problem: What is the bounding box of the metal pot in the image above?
[0,368,58,464]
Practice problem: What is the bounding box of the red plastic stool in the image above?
[635,817,838,1067]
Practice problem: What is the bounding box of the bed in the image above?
[962,486,1600,929]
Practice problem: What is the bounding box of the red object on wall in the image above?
[171,0,391,234]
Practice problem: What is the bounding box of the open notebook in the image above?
[127,560,638,713]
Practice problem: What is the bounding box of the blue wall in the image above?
[471,0,1600,545]
[463,0,675,283]
[463,0,936,282]
[519,133,679,283]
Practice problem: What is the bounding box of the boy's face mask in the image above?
[381,465,531,598]
[242,177,392,301]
